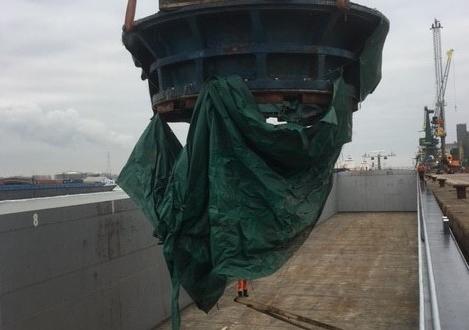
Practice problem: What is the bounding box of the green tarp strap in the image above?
[118,75,354,329]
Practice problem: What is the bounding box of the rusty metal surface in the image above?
[159,0,223,10]
[155,212,418,330]
[154,90,333,122]
[160,0,351,10]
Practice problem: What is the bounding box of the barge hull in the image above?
[0,170,417,330]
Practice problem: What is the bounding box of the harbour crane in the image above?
[430,19,454,163]
[418,106,438,165]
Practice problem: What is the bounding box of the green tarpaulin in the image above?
[118,18,388,329]
[118,75,352,327]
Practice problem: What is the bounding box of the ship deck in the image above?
[156,212,418,330]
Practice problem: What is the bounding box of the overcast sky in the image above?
[1,0,468,176]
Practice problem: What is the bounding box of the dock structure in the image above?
[156,212,418,330]
[435,173,469,185]
[425,173,469,262]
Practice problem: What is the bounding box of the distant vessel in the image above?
[0,176,116,201]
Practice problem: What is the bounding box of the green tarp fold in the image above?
[118,76,353,328]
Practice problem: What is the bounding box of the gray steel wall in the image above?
[337,169,417,212]
[318,170,417,222]
[0,195,190,330]
[318,175,338,223]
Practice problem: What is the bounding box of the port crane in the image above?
[429,19,454,163]
[418,106,439,165]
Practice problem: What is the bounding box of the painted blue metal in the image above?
[123,0,387,122]
[0,184,116,201]
[0,183,106,191]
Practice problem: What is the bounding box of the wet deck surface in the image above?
[156,212,418,330]
[420,183,469,329]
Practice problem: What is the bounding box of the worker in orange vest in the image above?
[417,163,426,180]
[237,279,248,297]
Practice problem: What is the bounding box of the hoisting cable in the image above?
[234,297,344,330]
[124,0,137,32]
[452,53,458,112]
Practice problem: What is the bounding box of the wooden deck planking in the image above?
[156,212,418,330]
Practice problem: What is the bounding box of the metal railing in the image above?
[417,178,441,330]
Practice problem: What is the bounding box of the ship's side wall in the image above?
[318,174,338,223]
[337,170,417,212]
[318,170,417,222]
[0,196,191,330]
[0,170,416,330]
